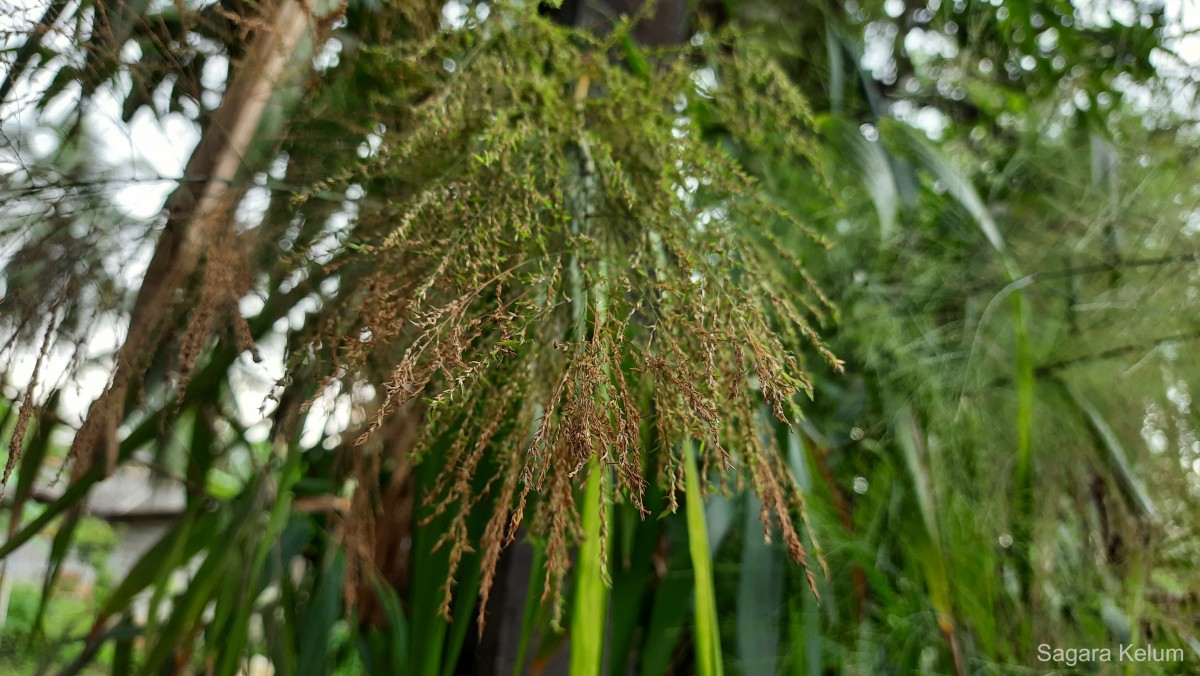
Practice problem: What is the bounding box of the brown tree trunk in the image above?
[68,0,319,478]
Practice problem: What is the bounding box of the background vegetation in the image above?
[1,0,1198,674]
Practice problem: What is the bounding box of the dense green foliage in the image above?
[1,0,1198,674]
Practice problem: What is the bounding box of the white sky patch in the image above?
[228,326,287,428]
[904,27,958,64]
[442,0,470,30]
[236,176,273,231]
[691,67,718,98]
[2,0,208,426]
[314,37,343,71]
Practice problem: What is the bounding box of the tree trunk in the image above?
[68,0,322,478]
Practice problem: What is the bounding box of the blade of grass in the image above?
[110,614,134,675]
[607,487,664,676]
[213,443,304,675]
[895,405,963,676]
[705,492,735,558]
[736,492,782,676]
[514,540,548,675]
[880,120,1004,253]
[818,116,899,239]
[1011,288,1035,606]
[408,427,496,676]
[884,118,1036,608]
[96,505,213,622]
[825,20,845,115]
[440,551,483,676]
[0,466,101,559]
[684,441,724,676]
[375,577,410,673]
[1058,379,1157,520]
[784,579,822,676]
[296,552,346,676]
[569,458,610,676]
[132,485,265,676]
[32,506,80,638]
[639,518,691,676]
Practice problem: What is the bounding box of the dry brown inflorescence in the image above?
[291,13,844,625]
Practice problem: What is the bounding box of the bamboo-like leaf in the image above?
[268,558,301,676]
[825,21,845,115]
[131,485,265,676]
[440,556,483,676]
[110,614,135,675]
[136,534,238,675]
[374,577,410,673]
[32,506,80,638]
[296,552,346,676]
[97,506,214,621]
[207,569,245,676]
[894,405,961,673]
[1011,290,1035,579]
[705,492,735,558]
[819,115,899,239]
[0,467,101,559]
[880,119,1005,255]
[514,542,548,675]
[142,498,198,642]
[408,433,490,676]
[213,444,304,675]
[736,492,782,676]
[569,458,610,676]
[1060,380,1158,520]
[0,395,218,562]
[607,484,666,676]
[784,584,822,676]
[895,406,942,551]
[684,441,724,676]
[640,523,691,676]
[883,116,1034,609]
